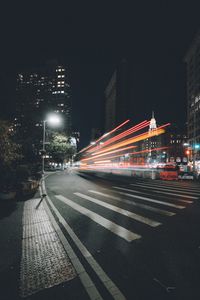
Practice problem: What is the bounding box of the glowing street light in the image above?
[42,114,62,174]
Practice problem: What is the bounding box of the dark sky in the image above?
[1,1,200,147]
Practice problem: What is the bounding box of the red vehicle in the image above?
[159,164,179,180]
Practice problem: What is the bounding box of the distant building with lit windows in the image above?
[15,62,71,131]
[15,61,72,157]
[184,31,200,154]
[140,112,162,164]
[163,125,188,164]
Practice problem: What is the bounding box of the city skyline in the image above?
[1,3,200,299]
[0,2,200,147]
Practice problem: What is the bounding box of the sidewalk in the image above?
[0,189,89,300]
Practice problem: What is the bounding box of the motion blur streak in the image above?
[87,120,149,154]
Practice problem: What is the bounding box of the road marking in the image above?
[75,192,161,227]
[113,186,193,204]
[132,181,200,195]
[139,180,200,191]
[55,195,141,242]
[38,188,103,300]
[43,202,126,300]
[112,187,185,209]
[88,190,175,216]
[130,183,198,200]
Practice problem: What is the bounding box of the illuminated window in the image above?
[61,91,64,93]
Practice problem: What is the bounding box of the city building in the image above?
[184,31,200,161]
[16,62,71,133]
[104,59,130,132]
[15,62,72,158]
[164,125,188,165]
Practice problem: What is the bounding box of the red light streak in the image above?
[78,119,130,154]
[94,160,111,164]
[92,128,166,157]
[88,120,149,154]
[130,146,169,155]
[81,145,137,162]
[79,122,170,169]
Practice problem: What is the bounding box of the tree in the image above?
[0,120,23,192]
[0,120,22,167]
[47,132,76,166]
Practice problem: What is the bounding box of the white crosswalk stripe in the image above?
[54,180,197,244]
[138,180,200,191]
[74,192,161,227]
[120,186,193,204]
[131,182,199,196]
[130,183,198,199]
[55,195,141,242]
[112,187,185,209]
[88,190,175,216]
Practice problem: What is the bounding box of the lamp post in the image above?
[42,114,61,174]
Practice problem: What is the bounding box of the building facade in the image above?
[15,62,71,134]
[184,31,200,157]
[104,59,130,132]
[15,62,72,160]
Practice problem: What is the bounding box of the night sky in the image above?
[1,1,200,147]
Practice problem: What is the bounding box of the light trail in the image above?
[91,128,166,157]
[87,120,149,154]
[81,145,137,162]
[79,120,171,171]
[77,119,130,154]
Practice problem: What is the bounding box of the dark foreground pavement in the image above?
[0,188,89,300]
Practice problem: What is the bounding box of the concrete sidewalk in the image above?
[0,190,89,300]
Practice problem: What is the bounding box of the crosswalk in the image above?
[54,180,199,243]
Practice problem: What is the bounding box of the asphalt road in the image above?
[44,169,200,300]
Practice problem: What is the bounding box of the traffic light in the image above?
[185,150,190,155]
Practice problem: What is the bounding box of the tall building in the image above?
[16,63,71,134]
[47,62,71,134]
[15,62,72,159]
[184,31,200,153]
[104,59,130,131]
[140,112,162,163]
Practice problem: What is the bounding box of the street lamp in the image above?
[42,114,61,174]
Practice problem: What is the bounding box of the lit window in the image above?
[61,91,64,93]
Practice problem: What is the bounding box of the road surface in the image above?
[39,169,200,300]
